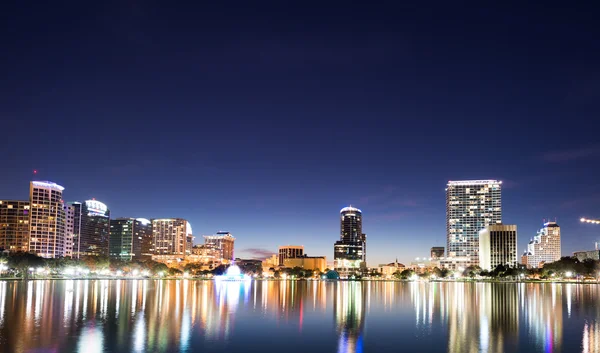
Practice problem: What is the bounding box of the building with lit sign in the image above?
[0,200,30,252]
[28,181,67,258]
[522,221,561,268]
[446,180,502,266]
[204,231,235,264]
[334,206,367,278]
[479,224,517,271]
[109,217,153,261]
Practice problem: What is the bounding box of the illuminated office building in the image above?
[28,181,67,258]
[522,221,561,268]
[109,218,153,260]
[479,224,517,270]
[446,180,502,266]
[204,231,235,263]
[334,206,367,278]
[71,199,110,257]
[152,218,194,256]
[0,200,30,252]
[278,245,304,265]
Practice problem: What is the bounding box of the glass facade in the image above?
[446,180,502,266]
[110,218,153,261]
[334,206,367,278]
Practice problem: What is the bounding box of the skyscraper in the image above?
[0,200,30,252]
[479,224,517,270]
[109,218,153,261]
[204,231,235,263]
[152,218,194,256]
[446,180,502,266]
[522,221,561,268]
[28,181,67,258]
[75,200,110,257]
[334,206,367,278]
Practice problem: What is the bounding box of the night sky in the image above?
[1,2,599,265]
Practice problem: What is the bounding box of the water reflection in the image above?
[0,280,597,352]
[334,282,366,353]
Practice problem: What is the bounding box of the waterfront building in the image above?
[479,224,518,271]
[522,221,561,268]
[378,260,405,279]
[152,218,194,258]
[28,181,67,258]
[334,206,367,278]
[283,255,327,272]
[0,200,30,252]
[439,256,472,271]
[409,258,441,273]
[204,231,235,263]
[446,180,502,266]
[73,200,111,257]
[188,244,221,266]
[430,246,445,259]
[109,218,153,261]
[262,254,279,268]
[278,245,304,265]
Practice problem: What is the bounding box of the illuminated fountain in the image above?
[214,264,251,282]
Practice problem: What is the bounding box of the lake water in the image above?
[0,280,598,352]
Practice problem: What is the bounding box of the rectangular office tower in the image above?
[479,224,517,270]
[29,181,67,258]
[446,180,502,266]
[109,218,153,261]
[0,200,30,252]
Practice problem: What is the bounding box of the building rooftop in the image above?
[447,180,501,186]
[340,206,362,213]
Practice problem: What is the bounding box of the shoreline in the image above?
[0,277,596,284]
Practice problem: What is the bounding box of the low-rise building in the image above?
[439,256,472,271]
[283,256,327,272]
[378,261,405,278]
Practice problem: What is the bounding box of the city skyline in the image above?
[1,2,599,266]
[0,177,596,266]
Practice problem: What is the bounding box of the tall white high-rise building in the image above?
[479,224,517,270]
[446,180,502,266]
[29,181,67,258]
[152,218,194,256]
[522,221,561,268]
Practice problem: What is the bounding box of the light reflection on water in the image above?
[0,280,598,352]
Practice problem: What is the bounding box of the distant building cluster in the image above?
[0,181,236,269]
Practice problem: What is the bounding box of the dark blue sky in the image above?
[1,1,599,265]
